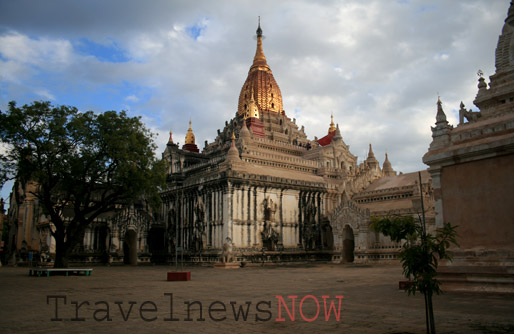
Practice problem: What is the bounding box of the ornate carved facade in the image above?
[161,23,432,264]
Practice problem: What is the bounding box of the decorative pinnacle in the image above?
[185,119,195,145]
[328,114,336,133]
[368,143,375,157]
[257,16,262,37]
[252,16,268,68]
[436,97,448,124]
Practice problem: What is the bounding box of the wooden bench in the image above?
[29,268,93,277]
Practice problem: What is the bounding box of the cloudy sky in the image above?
[0,0,510,201]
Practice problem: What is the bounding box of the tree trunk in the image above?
[424,293,430,334]
[427,291,436,334]
[53,237,70,268]
[52,220,87,268]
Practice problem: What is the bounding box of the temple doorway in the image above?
[123,230,138,265]
[342,225,355,263]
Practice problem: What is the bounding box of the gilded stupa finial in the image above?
[328,114,336,133]
[185,119,196,145]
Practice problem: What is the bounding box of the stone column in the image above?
[221,185,229,245]
[298,191,303,248]
[253,186,259,247]
[180,193,185,251]
[215,189,220,248]
[84,228,91,250]
[143,230,149,253]
[247,186,252,247]
[279,188,284,247]
[227,183,233,242]
[207,190,212,248]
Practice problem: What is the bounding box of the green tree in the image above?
[0,101,166,268]
[371,215,458,334]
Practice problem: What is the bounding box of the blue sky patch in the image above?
[185,18,209,40]
[74,38,130,63]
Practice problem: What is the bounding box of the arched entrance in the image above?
[342,225,355,263]
[123,230,138,265]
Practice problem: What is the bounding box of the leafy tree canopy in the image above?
[370,216,458,295]
[0,101,166,267]
[371,214,459,334]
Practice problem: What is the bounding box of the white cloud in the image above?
[0,32,73,67]
[35,89,55,100]
[0,59,35,83]
[125,95,139,103]
[127,34,165,61]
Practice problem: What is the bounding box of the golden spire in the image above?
[252,17,267,68]
[328,114,336,133]
[184,119,195,145]
[237,19,284,116]
[168,129,173,143]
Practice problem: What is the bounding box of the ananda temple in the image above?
[5,4,514,293]
[158,22,434,264]
[4,22,436,266]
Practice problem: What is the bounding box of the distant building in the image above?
[423,3,514,293]
[4,178,160,265]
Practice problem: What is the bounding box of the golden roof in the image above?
[237,21,284,117]
[184,120,195,145]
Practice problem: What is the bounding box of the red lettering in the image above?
[322,295,344,321]
[299,295,320,322]
[274,295,297,321]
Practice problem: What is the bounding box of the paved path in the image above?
[0,263,513,333]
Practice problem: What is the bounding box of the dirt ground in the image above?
[0,263,513,334]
